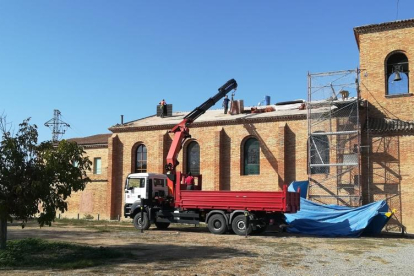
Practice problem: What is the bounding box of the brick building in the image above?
[356,19,414,233]
[65,134,111,219]
[66,18,414,233]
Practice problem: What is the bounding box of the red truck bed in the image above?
[174,180,300,213]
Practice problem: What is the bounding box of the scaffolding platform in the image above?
[307,69,361,206]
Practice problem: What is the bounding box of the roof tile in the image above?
[67,134,111,146]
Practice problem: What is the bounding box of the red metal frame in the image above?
[174,174,299,213]
[162,79,300,214]
[166,119,189,173]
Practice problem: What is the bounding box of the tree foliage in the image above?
[0,117,91,249]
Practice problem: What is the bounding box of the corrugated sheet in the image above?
[367,117,414,133]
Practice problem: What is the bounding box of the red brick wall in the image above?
[359,26,414,120]
[358,24,414,232]
[105,117,309,220]
[63,146,109,220]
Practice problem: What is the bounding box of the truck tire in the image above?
[207,214,228,235]
[231,214,252,236]
[155,222,170,230]
[133,212,150,230]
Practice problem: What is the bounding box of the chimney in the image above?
[121,115,124,125]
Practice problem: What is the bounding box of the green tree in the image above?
[0,117,91,249]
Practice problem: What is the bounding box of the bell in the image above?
[394,71,402,82]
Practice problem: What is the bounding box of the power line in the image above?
[59,114,86,138]
[396,0,400,20]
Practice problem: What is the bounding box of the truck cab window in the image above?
[154,179,165,187]
[128,178,145,189]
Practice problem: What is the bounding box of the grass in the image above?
[54,218,136,232]
[54,218,209,233]
[55,218,131,226]
[0,238,132,270]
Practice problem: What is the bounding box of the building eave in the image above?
[366,117,414,135]
[353,18,414,54]
[109,113,307,133]
[354,18,414,36]
[80,144,108,149]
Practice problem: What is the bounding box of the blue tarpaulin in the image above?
[285,181,389,237]
[287,180,309,199]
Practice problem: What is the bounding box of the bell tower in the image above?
[354,19,414,120]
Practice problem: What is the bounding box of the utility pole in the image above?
[44,109,70,143]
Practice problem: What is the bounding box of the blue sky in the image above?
[0,0,412,142]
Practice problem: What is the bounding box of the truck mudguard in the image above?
[130,201,142,216]
[206,210,229,225]
[229,210,247,223]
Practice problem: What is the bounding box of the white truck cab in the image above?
[124,173,168,217]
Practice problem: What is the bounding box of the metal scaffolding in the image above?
[307,69,361,206]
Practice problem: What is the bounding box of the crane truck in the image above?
[124,79,300,235]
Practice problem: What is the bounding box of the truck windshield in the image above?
[128,178,145,189]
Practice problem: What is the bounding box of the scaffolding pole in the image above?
[307,69,361,206]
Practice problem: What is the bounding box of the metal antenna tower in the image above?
[44,109,70,142]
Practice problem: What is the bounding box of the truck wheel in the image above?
[155,222,170,230]
[133,212,150,230]
[207,214,228,234]
[232,214,252,236]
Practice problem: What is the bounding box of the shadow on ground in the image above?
[5,226,256,271]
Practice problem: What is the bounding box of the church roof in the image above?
[354,18,414,34]
[110,103,306,132]
[67,133,111,147]
[354,18,414,49]
[109,98,357,133]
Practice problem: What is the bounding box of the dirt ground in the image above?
[4,220,414,276]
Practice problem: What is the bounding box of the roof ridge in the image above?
[354,18,414,34]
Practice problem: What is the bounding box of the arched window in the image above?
[309,134,329,174]
[386,52,409,95]
[186,141,200,175]
[243,137,260,175]
[135,144,147,173]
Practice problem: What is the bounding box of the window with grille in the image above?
[243,138,260,175]
[135,144,147,173]
[186,141,200,175]
[310,135,330,174]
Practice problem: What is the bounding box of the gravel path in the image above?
[4,222,414,275]
[261,236,414,276]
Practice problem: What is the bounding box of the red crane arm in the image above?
[164,79,237,174]
[165,119,189,172]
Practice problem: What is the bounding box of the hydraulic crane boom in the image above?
[165,79,238,174]
[183,79,238,124]
[124,78,301,236]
